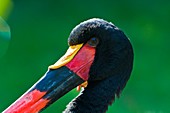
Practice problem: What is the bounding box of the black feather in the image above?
[64,18,133,113]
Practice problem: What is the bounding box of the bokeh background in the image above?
[0,0,170,113]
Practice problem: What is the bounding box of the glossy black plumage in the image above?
[64,18,134,113]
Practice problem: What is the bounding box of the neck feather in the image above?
[63,75,121,113]
[63,60,132,113]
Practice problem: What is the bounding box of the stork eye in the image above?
[87,37,99,47]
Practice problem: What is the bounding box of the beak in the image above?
[3,43,96,113]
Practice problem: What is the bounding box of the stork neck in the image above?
[63,76,118,113]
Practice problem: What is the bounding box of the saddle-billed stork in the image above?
[3,18,134,113]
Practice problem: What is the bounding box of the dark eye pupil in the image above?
[88,37,99,47]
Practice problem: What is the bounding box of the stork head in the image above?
[3,18,133,113]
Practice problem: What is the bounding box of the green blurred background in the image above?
[0,0,170,113]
